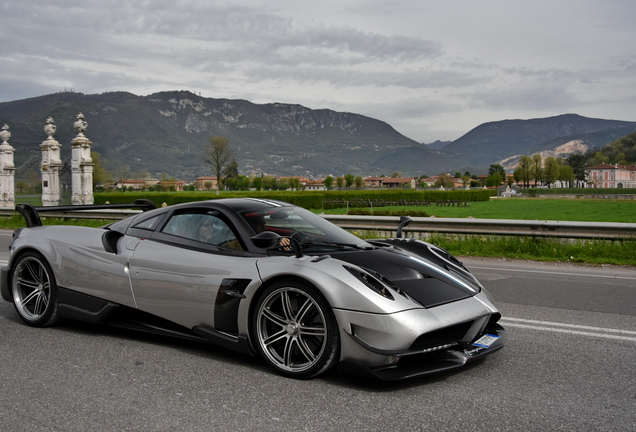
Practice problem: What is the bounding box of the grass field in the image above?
[321,198,636,223]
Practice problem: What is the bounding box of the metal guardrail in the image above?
[320,215,636,240]
[0,209,634,240]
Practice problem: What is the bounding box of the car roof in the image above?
[108,198,295,232]
[168,198,293,213]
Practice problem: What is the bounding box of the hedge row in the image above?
[94,189,491,210]
[348,208,431,217]
[522,188,636,196]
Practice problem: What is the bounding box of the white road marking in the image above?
[469,265,636,281]
[500,317,636,342]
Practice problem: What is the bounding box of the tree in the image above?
[559,164,575,188]
[566,154,587,187]
[488,164,506,180]
[592,151,609,166]
[91,152,112,187]
[252,177,263,191]
[262,176,274,190]
[324,175,333,190]
[25,169,41,194]
[344,174,355,189]
[532,154,543,187]
[353,176,364,189]
[434,173,454,189]
[223,158,239,179]
[461,175,471,188]
[203,136,235,195]
[543,156,559,188]
[336,176,344,190]
[289,178,301,191]
[485,173,502,187]
[15,181,28,194]
[514,155,532,188]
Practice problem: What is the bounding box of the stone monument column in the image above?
[40,117,63,206]
[0,124,15,208]
[71,113,94,205]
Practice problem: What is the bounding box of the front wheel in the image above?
[252,280,339,378]
[10,251,60,327]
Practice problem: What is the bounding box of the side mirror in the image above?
[396,216,412,238]
[102,230,124,254]
[250,231,282,249]
[250,231,303,258]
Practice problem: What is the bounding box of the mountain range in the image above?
[0,91,634,180]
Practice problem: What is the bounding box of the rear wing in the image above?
[15,199,157,228]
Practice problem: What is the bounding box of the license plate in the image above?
[472,334,500,348]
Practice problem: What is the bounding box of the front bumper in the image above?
[338,322,505,380]
[333,294,505,380]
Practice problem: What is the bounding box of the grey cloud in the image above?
[243,64,484,90]
[466,85,576,111]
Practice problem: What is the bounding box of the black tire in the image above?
[10,251,60,327]
[252,280,340,378]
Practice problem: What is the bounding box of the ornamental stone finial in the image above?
[0,124,11,145]
[74,113,88,135]
[44,117,57,139]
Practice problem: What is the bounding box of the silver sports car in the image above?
[1,198,505,380]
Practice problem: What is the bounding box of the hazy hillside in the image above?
[2,92,635,180]
[0,91,448,179]
[441,114,636,167]
[424,140,451,150]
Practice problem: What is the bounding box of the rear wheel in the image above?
[252,280,339,378]
[11,251,60,327]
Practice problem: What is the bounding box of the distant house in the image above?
[364,176,417,188]
[587,164,636,188]
[382,177,417,189]
[422,175,463,188]
[304,180,326,191]
[364,177,386,187]
[115,179,159,190]
[195,176,219,190]
[157,180,185,191]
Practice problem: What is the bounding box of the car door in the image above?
[51,226,139,308]
[127,207,262,330]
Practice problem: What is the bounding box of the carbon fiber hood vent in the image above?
[333,249,476,308]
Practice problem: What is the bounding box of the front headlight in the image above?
[343,265,395,300]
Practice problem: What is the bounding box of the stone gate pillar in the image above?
[0,124,15,208]
[41,117,63,206]
[71,113,94,205]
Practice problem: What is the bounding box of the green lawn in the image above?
[322,198,636,223]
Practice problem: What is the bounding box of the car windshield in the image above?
[239,206,371,251]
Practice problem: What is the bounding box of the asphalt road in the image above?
[1,229,635,431]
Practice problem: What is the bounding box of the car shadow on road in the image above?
[4,311,489,391]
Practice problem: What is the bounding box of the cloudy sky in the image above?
[1,0,635,143]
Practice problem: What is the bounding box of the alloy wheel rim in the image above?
[256,287,327,373]
[13,257,51,321]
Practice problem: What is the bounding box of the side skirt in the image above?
[56,287,255,354]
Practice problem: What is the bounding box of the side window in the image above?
[133,215,163,231]
[161,211,243,250]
